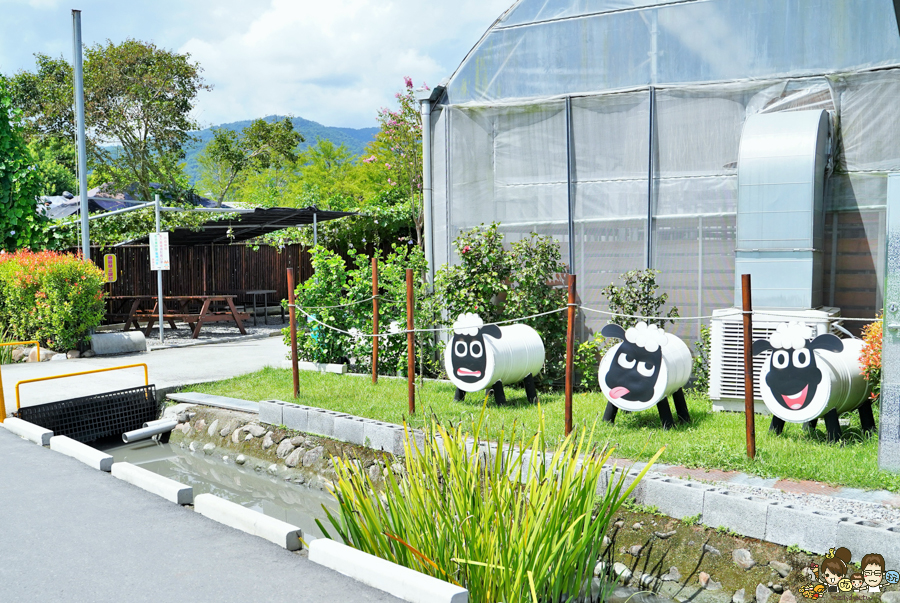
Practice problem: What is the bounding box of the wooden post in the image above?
[406,268,415,415]
[372,257,379,384]
[741,274,756,459]
[565,274,576,436]
[287,268,299,399]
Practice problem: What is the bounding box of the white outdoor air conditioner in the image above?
[708,307,842,413]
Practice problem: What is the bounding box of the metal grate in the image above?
[17,385,161,444]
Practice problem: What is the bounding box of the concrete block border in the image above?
[111,462,193,505]
[49,435,113,471]
[308,538,468,603]
[194,493,302,551]
[0,417,53,446]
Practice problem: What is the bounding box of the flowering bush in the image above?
[860,315,882,403]
[0,250,105,351]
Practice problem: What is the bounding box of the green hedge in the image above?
[0,250,105,351]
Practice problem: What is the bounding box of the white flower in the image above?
[769,322,810,350]
[624,321,668,353]
[348,327,362,340]
[388,321,402,334]
[453,313,483,336]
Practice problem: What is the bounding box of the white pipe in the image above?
[420,98,434,288]
[122,419,177,443]
[72,10,90,260]
[143,418,174,428]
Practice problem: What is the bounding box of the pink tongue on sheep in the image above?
[608,387,630,399]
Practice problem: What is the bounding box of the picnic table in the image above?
[106,295,250,339]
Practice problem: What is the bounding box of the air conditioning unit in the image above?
[709,307,842,413]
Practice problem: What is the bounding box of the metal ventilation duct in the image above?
[734,109,831,309]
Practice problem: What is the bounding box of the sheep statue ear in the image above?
[808,333,843,353]
[752,340,773,356]
[480,324,502,340]
[601,324,626,340]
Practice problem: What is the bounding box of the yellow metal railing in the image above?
[14,363,150,414]
[0,341,42,423]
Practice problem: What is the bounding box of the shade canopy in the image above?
[123,206,356,246]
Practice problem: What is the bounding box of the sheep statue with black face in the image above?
[752,322,874,441]
[444,313,545,405]
[598,321,693,429]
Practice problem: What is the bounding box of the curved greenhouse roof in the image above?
[446,0,900,104]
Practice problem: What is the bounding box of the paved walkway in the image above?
[0,426,400,603]
[1,336,287,411]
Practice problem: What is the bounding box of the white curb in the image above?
[0,417,53,446]
[111,462,193,505]
[308,538,468,603]
[193,493,302,551]
[49,435,113,471]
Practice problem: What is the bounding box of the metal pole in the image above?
[406,268,415,415]
[72,10,90,260]
[741,274,756,459]
[565,96,575,274]
[646,86,655,270]
[313,211,318,247]
[420,98,435,288]
[155,195,164,344]
[372,257,379,384]
[565,274,576,435]
[287,268,300,399]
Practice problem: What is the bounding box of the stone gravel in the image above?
[145,320,284,349]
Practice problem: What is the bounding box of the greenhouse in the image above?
[424,0,900,356]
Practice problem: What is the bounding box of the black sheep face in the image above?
[599,323,668,405]
[753,326,843,413]
[451,333,489,383]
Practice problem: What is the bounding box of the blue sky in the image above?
[0,0,512,129]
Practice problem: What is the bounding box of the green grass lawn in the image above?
[186,367,900,492]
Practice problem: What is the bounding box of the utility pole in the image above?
[72,10,90,260]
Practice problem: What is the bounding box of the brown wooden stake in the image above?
[287,268,300,399]
[372,257,379,384]
[406,268,415,415]
[741,273,756,459]
[565,273,576,436]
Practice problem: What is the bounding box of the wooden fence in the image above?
[79,244,313,312]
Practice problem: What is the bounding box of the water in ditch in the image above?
[103,438,337,540]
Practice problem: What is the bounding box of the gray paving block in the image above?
[836,518,900,564]
[307,409,348,438]
[608,467,647,502]
[258,400,284,426]
[282,404,309,432]
[764,504,845,554]
[364,421,404,456]
[333,415,366,445]
[642,477,710,520]
[702,490,771,539]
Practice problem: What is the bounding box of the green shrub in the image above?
[433,223,568,386]
[691,324,712,394]
[319,413,664,603]
[0,250,105,351]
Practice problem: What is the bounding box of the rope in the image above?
[580,306,726,321]
[292,295,400,310]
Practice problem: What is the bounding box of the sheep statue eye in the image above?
[772,350,789,369]
[617,354,636,369]
[454,341,468,357]
[793,348,810,368]
[637,361,655,377]
[470,341,483,358]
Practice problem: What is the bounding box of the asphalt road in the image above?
[0,426,401,603]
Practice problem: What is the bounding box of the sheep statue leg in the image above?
[672,388,691,424]
[858,400,876,435]
[454,388,467,402]
[656,399,675,430]
[804,418,818,435]
[524,373,538,404]
[602,402,618,424]
[491,381,506,405]
[769,416,785,435]
[823,409,842,443]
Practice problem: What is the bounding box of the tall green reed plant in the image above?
[318,412,664,603]
[0,323,13,365]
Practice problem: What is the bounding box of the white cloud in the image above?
[181,0,512,128]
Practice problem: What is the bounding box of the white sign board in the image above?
[149,232,170,271]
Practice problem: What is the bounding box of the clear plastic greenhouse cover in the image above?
[435,0,900,340]
[448,0,900,104]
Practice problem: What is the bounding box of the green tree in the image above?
[0,77,46,250]
[200,117,302,206]
[296,138,360,198]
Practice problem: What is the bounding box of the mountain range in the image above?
[183,115,379,184]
